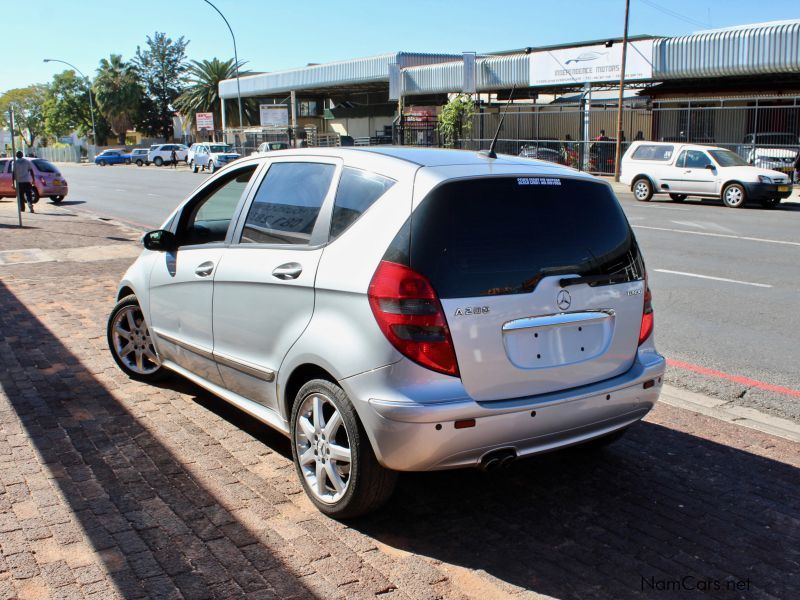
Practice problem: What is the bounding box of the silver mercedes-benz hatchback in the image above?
[108,147,665,518]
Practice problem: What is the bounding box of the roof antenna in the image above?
[480,84,516,159]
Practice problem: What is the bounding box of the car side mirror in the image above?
[142,229,177,252]
[704,164,716,170]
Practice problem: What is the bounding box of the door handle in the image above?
[194,261,215,277]
[272,262,302,280]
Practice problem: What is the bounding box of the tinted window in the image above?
[240,162,335,245]
[405,177,639,299]
[33,159,58,173]
[0,160,9,173]
[684,150,712,169]
[330,167,395,240]
[631,144,674,161]
[182,166,257,245]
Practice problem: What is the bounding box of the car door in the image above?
[148,163,260,384]
[211,158,340,410]
[0,160,12,196]
[673,149,717,194]
[197,145,209,168]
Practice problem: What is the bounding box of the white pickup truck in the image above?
[620,141,793,209]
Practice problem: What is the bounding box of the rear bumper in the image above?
[743,182,793,200]
[341,348,666,471]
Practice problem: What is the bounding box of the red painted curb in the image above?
[667,358,800,399]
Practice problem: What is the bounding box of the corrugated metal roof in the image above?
[219,52,461,98]
[654,20,800,79]
[401,54,530,96]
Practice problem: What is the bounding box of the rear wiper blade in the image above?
[559,273,631,288]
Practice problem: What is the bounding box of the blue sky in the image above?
[2,0,797,91]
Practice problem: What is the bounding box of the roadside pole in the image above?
[8,107,22,227]
[613,0,631,182]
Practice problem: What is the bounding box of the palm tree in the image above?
[94,55,142,145]
[174,58,246,139]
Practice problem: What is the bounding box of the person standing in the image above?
[794,151,800,184]
[13,151,35,213]
[170,147,178,169]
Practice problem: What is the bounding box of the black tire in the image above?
[135,159,144,167]
[125,158,132,165]
[669,193,687,202]
[290,379,397,519]
[49,195,64,203]
[154,156,163,167]
[722,183,746,208]
[208,161,216,174]
[632,178,653,202]
[31,187,40,204]
[98,159,107,167]
[107,295,169,383]
[760,197,780,209]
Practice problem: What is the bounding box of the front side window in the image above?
[330,167,395,240]
[240,162,336,245]
[709,150,748,167]
[685,150,712,169]
[180,166,257,246]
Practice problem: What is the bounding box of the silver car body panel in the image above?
[117,147,666,471]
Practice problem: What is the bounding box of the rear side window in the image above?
[631,144,674,161]
[406,177,638,299]
[240,162,336,245]
[330,167,395,240]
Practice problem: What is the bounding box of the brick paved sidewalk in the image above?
[0,199,798,599]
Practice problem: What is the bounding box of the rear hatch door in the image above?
[410,175,645,402]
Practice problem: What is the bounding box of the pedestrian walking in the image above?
[794,151,800,184]
[170,148,178,169]
[12,151,35,213]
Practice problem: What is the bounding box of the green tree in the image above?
[94,55,143,144]
[437,94,476,148]
[173,58,246,136]
[133,32,189,139]
[0,85,49,147]
[43,70,94,141]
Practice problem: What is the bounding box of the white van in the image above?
[620,141,793,208]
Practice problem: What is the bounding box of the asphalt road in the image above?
[52,162,800,420]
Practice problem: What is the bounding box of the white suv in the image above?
[188,143,241,173]
[107,148,665,517]
[147,144,188,167]
[621,141,793,208]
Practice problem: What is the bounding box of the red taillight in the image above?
[638,286,654,345]
[368,260,459,376]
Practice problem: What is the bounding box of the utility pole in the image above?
[613,0,631,182]
[203,0,244,132]
[8,107,22,227]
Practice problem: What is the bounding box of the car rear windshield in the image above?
[33,159,58,173]
[405,176,641,299]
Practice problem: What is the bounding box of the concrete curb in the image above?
[658,384,800,443]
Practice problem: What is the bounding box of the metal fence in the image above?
[31,145,84,163]
[395,100,800,175]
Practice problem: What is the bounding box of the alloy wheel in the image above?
[294,392,352,504]
[110,305,160,375]
[634,181,650,200]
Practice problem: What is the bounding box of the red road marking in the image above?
[667,358,800,399]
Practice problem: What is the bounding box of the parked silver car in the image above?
[107,148,665,518]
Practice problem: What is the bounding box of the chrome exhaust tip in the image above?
[479,448,517,472]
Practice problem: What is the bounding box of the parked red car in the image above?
[0,157,69,203]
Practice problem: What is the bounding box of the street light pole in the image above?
[203,0,244,133]
[43,58,98,149]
